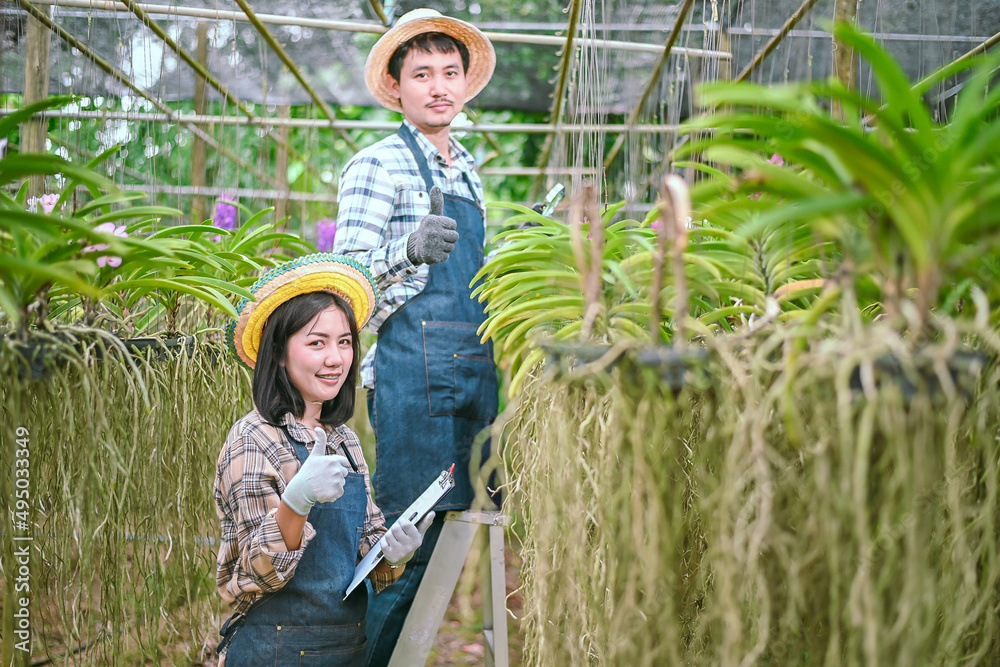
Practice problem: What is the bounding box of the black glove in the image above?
[406,186,459,265]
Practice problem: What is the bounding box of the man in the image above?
[333,9,498,665]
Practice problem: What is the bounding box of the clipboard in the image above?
[344,465,456,599]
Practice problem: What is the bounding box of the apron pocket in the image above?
[423,321,497,421]
[275,624,367,665]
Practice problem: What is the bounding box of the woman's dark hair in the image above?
[252,291,360,428]
[388,32,470,82]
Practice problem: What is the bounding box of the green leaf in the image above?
[0,95,75,139]
[90,206,183,225]
[0,153,120,192]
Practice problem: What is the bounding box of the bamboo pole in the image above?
[858,28,1000,126]
[229,0,359,153]
[367,0,391,27]
[14,0,282,189]
[22,3,52,199]
[915,29,1000,90]
[530,0,583,198]
[190,21,209,224]
[123,183,338,202]
[735,0,822,82]
[275,105,290,223]
[29,0,734,59]
[602,0,697,171]
[0,109,682,134]
[832,0,859,120]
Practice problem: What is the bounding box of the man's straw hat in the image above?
[226,253,380,370]
[365,8,496,112]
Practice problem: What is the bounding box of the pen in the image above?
[340,441,359,473]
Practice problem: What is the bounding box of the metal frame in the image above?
[0,109,680,135]
[387,510,511,667]
[26,0,733,59]
[9,0,1000,213]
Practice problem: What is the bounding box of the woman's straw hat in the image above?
[226,253,380,370]
[365,8,496,112]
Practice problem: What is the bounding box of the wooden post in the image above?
[23,4,52,200]
[190,22,209,224]
[832,0,858,120]
[275,105,290,226]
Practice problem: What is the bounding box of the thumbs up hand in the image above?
[281,427,351,516]
[405,186,459,265]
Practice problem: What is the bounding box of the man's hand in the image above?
[281,427,350,516]
[406,187,458,265]
[381,512,436,566]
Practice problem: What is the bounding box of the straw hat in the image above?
[226,253,380,370]
[365,8,496,112]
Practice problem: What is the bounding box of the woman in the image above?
[215,254,433,665]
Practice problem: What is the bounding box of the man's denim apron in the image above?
[219,428,369,666]
[365,123,498,665]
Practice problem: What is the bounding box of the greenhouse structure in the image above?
[2,0,1000,664]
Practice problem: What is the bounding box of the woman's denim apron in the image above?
[218,427,369,666]
[365,123,499,665]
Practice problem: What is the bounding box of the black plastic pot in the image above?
[2,333,214,380]
[847,349,993,402]
[121,336,196,362]
[542,342,710,392]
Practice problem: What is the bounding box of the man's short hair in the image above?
[387,32,470,82]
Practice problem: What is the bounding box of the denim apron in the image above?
[364,124,498,666]
[370,123,499,517]
[219,427,369,666]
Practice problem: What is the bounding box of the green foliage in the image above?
[2,99,318,339]
[476,192,830,395]
[677,22,1000,330]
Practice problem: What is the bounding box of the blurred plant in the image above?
[0,97,262,339]
[213,198,238,231]
[27,192,62,214]
[82,222,129,267]
[99,205,314,335]
[316,218,337,252]
[677,22,1000,333]
[475,182,773,395]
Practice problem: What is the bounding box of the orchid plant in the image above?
[676,22,1000,332]
[1,98,264,339]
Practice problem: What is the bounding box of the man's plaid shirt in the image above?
[334,119,485,388]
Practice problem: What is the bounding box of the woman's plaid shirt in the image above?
[334,119,485,388]
[214,410,393,614]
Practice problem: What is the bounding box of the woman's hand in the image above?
[381,512,435,566]
[281,427,350,516]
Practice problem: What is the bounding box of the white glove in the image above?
[381,512,435,566]
[281,427,350,516]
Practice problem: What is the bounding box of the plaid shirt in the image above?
[334,119,485,388]
[214,410,393,614]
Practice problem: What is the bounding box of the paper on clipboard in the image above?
[343,466,456,600]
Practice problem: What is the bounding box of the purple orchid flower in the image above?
[317,218,337,252]
[214,199,238,232]
[82,222,128,268]
[27,193,62,215]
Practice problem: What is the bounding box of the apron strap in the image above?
[397,124,435,192]
[397,124,482,208]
